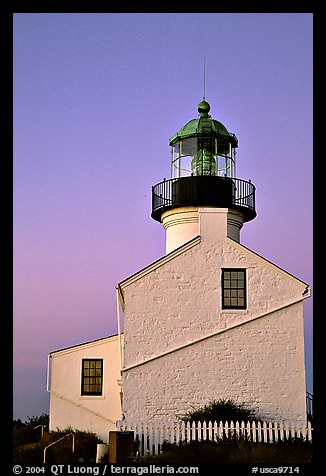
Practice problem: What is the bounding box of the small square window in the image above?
[81,359,103,396]
[222,269,247,309]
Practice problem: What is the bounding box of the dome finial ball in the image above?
[197,100,211,117]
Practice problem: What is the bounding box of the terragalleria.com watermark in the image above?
[12,465,199,475]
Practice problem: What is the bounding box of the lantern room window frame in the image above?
[171,136,236,179]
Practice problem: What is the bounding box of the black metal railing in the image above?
[306,391,313,421]
[151,175,256,222]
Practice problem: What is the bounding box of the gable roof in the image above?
[117,232,309,292]
[49,333,122,357]
[228,237,309,289]
[118,235,201,289]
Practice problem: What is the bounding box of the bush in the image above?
[182,399,258,423]
[13,444,44,465]
[13,426,104,465]
[41,428,103,464]
[141,437,313,464]
[13,414,49,447]
[13,426,41,447]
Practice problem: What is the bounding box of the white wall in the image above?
[121,208,308,424]
[49,335,123,442]
[161,206,245,253]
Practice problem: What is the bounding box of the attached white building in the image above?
[48,98,310,439]
[48,334,123,442]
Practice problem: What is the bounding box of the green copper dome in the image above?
[169,100,238,147]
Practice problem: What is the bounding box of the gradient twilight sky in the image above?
[13,13,313,421]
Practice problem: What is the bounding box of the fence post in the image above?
[273,421,278,443]
[197,421,202,442]
[225,421,229,439]
[208,421,213,441]
[186,421,191,443]
[148,422,153,455]
[262,421,267,442]
[213,421,218,442]
[191,421,196,441]
[285,423,289,440]
[308,421,312,442]
[143,422,148,455]
[246,421,251,441]
[170,424,175,445]
[230,420,234,439]
[181,421,186,443]
[252,421,256,442]
[203,421,207,441]
[235,421,240,439]
[241,421,245,440]
[301,423,307,442]
[219,421,224,440]
[279,421,284,441]
[154,423,159,455]
[176,421,180,446]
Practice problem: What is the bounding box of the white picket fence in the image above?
[118,420,313,456]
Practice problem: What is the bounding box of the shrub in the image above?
[13,426,104,465]
[181,399,258,423]
[42,428,103,464]
[141,437,312,464]
[13,414,49,447]
[13,444,44,465]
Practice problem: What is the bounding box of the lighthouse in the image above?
[119,97,309,424]
[151,99,256,253]
[48,96,310,437]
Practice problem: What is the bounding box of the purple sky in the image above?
[13,13,313,421]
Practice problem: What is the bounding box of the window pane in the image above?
[82,359,103,395]
[222,269,246,309]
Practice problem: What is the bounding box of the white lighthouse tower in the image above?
[151,99,256,253]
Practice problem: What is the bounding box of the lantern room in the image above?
[170,100,238,179]
[151,99,256,225]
